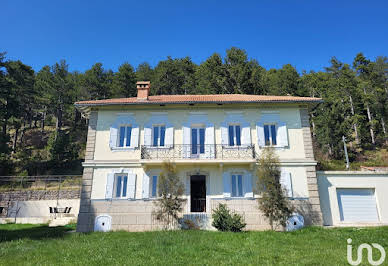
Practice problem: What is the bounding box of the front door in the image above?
[191,127,205,158]
[190,175,206,212]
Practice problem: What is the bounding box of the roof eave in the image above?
[74,99,323,108]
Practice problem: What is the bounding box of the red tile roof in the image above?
[75,94,322,106]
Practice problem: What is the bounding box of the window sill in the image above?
[110,198,135,200]
[225,197,255,200]
[110,147,138,152]
[222,145,252,149]
[144,146,173,150]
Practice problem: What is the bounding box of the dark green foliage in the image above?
[256,148,294,230]
[154,162,185,229]
[0,49,387,175]
[46,131,80,163]
[211,203,246,232]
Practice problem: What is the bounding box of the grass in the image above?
[0,224,387,265]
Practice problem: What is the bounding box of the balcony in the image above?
[140,144,256,161]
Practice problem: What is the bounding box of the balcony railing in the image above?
[140,144,256,160]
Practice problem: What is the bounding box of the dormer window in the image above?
[118,126,132,147]
[264,124,277,146]
[152,125,166,147]
[228,124,241,146]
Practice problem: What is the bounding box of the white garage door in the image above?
[337,188,379,222]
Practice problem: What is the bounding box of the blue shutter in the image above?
[231,175,236,197]
[228,125,234,146]
[126,127,132,147]
[122,175,128,197]
[151,175,158,197]
[116,175,122,198]
[264,125,270,146]
[199,128,205,154]
[236,125,241,146]
[270,125,277,145]
[192,128,197,155]
[119,127,125,147]
[160,126,165,146]
[238,175,243,197]
[153,126,159,146]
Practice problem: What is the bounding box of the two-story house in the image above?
[75,81,323,232]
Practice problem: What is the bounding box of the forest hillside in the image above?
[0,48,387,175]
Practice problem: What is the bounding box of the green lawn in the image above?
[0,224,387,265]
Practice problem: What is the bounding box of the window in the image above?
[191,127,205,155]
[264,124,277,146]
[113,174,128,198]
[231,174,243,197]
[152,125,166,147]
[228,125,241,146]
[118,126,132,147]
[151,175,158,198]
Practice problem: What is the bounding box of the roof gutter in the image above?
[74,99,323,108]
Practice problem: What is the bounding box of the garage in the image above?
[336,188,379,222]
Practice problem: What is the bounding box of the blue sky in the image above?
[2,0,387,73]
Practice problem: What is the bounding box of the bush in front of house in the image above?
[212,203,246,232]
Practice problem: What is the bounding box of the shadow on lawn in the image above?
[0,225,74,243]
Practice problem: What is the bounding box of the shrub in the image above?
[153,161,185,229]
[212,203,246,232]
[256,148,294,230]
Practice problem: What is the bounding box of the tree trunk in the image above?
[311,113,316,137]
[41,107,46,132]
[382,118,388,144]
[363,87,375,145]
[12,127,19,153]
[348,95,359,144]
[19,122,26,148]
[56,106,63,133]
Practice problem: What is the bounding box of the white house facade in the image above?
[75,81,323,232]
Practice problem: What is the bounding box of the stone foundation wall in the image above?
[0,190,80,205]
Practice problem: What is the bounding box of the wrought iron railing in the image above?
[141,144,255,160]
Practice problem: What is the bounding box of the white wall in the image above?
[93,105,308,161]
[317,171,388,226]
[91,165,310,200]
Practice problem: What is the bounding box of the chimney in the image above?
[136,81,150,101]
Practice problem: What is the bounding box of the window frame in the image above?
[151,124,166,147]
[231,173,244,198]
[117,124,132,148]
[113,173,128,199]
[228,124,241,147]
[191,125,206,156]
[263,123,277,147]
[150,175,158,198]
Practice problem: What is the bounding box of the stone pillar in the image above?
[299,108,323,225]
[76,111,97,232]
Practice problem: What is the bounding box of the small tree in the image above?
[212,203,246,232]
[256,148,294,230]
[153,161,185,229]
